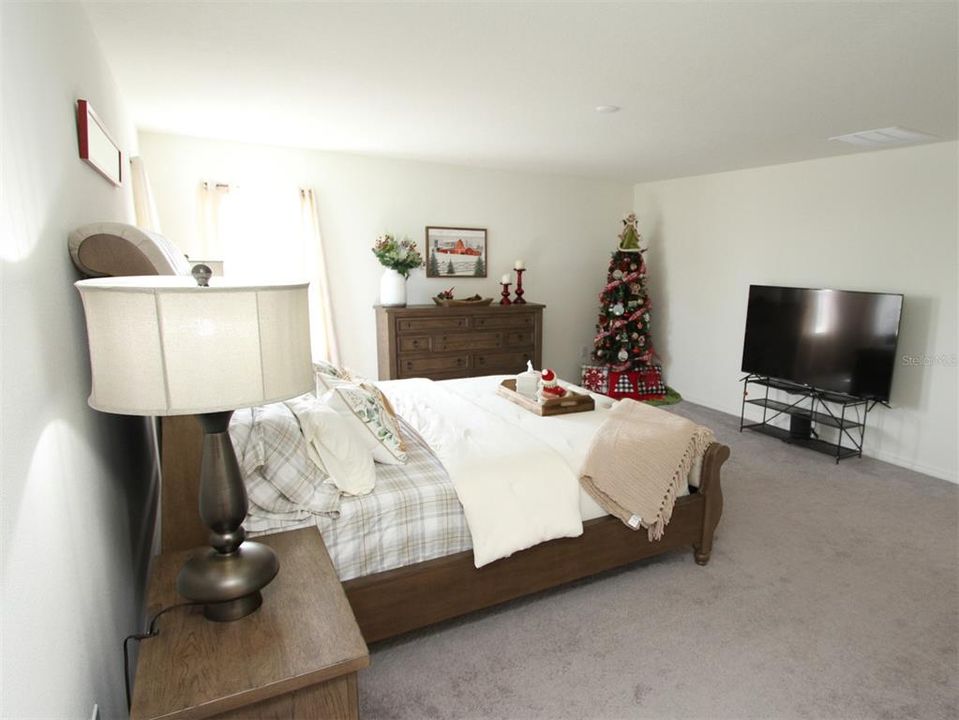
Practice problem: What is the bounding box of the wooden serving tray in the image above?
[432,296,493,307]
[497,379,595,416]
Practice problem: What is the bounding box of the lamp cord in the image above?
[123,602,201,711]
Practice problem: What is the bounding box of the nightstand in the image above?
[131,528,369,719]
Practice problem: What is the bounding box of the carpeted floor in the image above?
[359,401,958,720]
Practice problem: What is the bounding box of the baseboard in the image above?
[867,449,957,484]
[677,393,958,485]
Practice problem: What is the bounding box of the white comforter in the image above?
[378,375,627,567]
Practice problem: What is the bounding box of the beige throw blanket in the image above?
[579,400,715,541]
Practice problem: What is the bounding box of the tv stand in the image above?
[739,375,876,463]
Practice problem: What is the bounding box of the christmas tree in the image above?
[591,213,656,371]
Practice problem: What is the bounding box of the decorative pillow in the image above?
[360,382,407,452]
[313,360,356,393]
[228,400,341,524]
[321,383,408,465]
[285,395,376,496]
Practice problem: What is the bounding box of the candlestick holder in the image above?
[500,283,512,305]
[514,268,527,304]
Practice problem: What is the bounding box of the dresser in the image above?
[375,303,544,380]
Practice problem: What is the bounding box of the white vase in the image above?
[379,268,407,307]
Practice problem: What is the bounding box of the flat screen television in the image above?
[741,285,903,400]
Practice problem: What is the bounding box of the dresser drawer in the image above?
[398,335,432,353]
[473,350,532,374]
[472,314,534,330]
[504,330,534,348]
[397,316,468,333]
[399,354,469,377]
[435,332,502,352]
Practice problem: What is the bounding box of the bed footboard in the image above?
[693,442,729,565]
[344,441,730,643]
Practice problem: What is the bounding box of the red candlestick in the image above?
[500,283,512,305]
[514,268,527,304]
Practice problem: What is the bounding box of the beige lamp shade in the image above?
[75,276,313,416]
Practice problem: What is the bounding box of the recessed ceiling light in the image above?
[594,105,621,114]
[829,126,939,148]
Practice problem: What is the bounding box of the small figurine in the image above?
[538,368,567,402]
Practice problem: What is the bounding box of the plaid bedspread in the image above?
[244,417,471,581]
[315,418,471,580]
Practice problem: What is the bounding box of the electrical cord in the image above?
[123,601,201,711]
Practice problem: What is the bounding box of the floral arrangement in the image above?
[371,234,424,278]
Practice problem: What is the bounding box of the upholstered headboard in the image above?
[68,222,191,278]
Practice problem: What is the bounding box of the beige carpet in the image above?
[359,401,958,720]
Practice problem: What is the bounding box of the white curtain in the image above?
[192,181,338,364]
[300,188,340,365]
[195,180,234,263]
[129,156,161,232]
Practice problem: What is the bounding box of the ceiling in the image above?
[84,1,958,183]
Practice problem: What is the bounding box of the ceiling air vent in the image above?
[829,126,939,148]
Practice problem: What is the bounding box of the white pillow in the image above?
[285,396,375,496]
[320,383,408,465]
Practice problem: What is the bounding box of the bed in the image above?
[69,222,731,644]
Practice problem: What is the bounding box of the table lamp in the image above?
[75,273,312,621]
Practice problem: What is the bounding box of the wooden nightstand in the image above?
[131,528,369,720]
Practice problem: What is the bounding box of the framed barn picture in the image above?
[426,226,487,278]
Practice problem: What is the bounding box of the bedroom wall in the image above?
[1,3,158,718]
[633,142,958,482]
[138,131,633,382]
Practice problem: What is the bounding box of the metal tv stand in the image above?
[739,375,885,463]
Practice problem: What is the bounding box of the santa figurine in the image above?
[538,368,567,402]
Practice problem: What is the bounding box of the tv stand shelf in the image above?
[739,375,871,463]
[744,398,862,431]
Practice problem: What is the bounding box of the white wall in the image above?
[634,142,958,481]
[1,4,157,718]
[139,132,633,381]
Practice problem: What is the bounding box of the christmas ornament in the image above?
[612,269,623,280]
[612,302,624,316]
[618,349,628,361]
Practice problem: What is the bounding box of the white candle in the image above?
[501,273,510,284]
[514,259,525,270]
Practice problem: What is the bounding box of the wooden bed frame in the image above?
[160,415,729,643]
[69,223,731,645]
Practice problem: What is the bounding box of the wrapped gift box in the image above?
[608,366,666,401]
[580,364,609,394]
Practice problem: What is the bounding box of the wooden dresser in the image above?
[375,303,544,380]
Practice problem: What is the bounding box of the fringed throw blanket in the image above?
[579,400,715,541]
